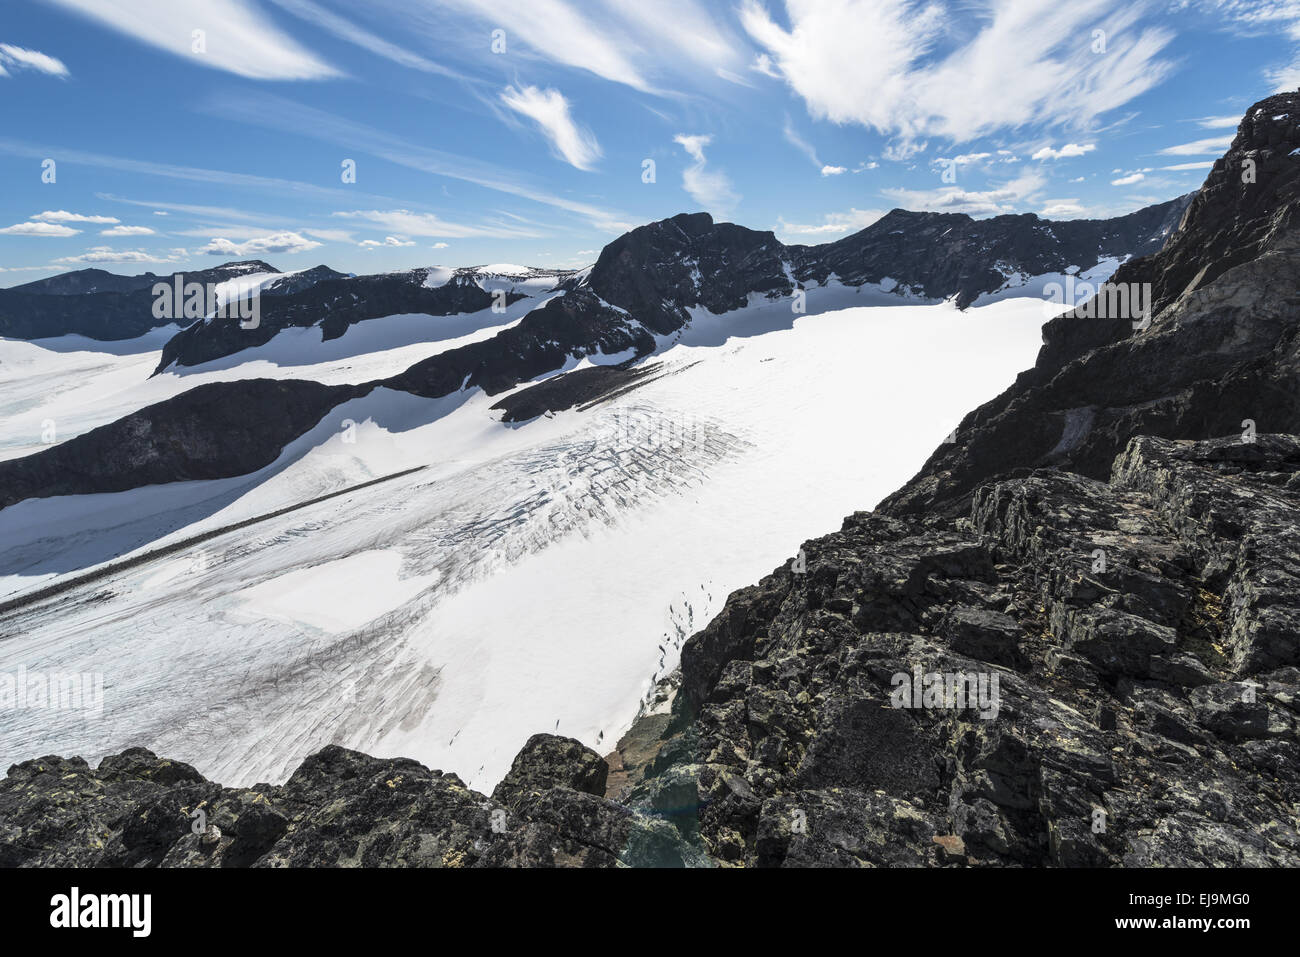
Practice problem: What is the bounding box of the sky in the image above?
[0,0,1298,284]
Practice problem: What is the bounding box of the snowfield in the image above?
[0,294,1049,790]
[0,294,548,462]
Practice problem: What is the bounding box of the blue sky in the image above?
[1,0,1298,284]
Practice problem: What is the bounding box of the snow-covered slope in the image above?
[0,294,1049,790]
[0,293,549,462]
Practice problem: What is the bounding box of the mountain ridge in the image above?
[1,93,1297,867]
[0,194,1192,511]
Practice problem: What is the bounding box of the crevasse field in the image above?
[0,287,1053,790]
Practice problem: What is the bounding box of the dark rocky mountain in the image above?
[2,94,1297,867]
[879,91,1300,518]
[798,198,1191,307]
[1,195,1185,364]
[7,267,167,296]
[0,261,281,340]
[155,265,571,372]
[160,197,1189,372]
[0,379,361,510]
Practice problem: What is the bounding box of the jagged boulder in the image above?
[491,733,610,806]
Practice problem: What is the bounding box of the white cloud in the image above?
[776,207,886,237]
[1158,135,1234,155]
[45,0,338,80]
[335,209,541,239]
[783,118,823,168]
[0,44,70,77]
[500,84,602,171]
[674,134,740,214]
[1162,161,1214,171]
[302,228,354,243]
[266,0,463,78]
[53,246,183,265]
[432,242,450,249]
[0,221,80,236]
[1269,62,1300,91]
[389,0,744,94]
[1041,201,1086,216]
[1111,172,1145,185]
[752,53,782,77]
[1197,115,1242,128]
[101,225,156,236]
[203,94,634,232]
[740,0,1174,147]
[1031,143,1097,161]
[881,169,1048,216]
[32,210,119,223]
[936,152,992,167]
[820,165,847,176]
[198,232,323,256]
[360,236,416,247]
[1193,0,1300,90]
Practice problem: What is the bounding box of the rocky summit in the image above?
[2,93,1299,868]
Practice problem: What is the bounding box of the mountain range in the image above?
[1,91,1297,868]
[0,197,1191,510]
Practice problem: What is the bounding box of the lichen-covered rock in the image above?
[491,734,609,808]
[615,432,1300,866]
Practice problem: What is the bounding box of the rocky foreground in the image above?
[2,93,1299,867]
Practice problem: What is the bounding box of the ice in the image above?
[0,295,1050,790]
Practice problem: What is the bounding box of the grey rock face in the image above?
[880,90,1300,518]
[0,261,282,340]
[0,744,703,868]
[619,433,1300,866]
[491,734,610,807]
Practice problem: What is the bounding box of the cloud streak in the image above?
[45,0,339,79]
[674,134,740,215]
[741,0,1174,146]
[500,85,602,171]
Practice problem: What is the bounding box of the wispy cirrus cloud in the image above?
[382,0,745,94]
[0,44,70,78]
[741,0,1174,146]
[1182,0,1300,90]
[499,84,602,171]
[44,0,338,79]
[674,134,740,216]
[1158,135,1234,155]
[204,93,634,231]
[334,209,542,239]
[266,0,464,78]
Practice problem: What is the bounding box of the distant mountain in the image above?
[0,197,1188,364]
[8,267,167,296]
[879,92,1300,517]
[0,192,1194,511]
[155,264,573,372]
[0,261,282,340]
